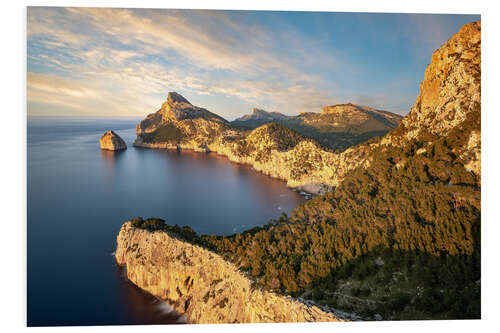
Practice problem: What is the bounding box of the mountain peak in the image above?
[252,108,268,114]
[167,92,191,105]
[235,108,289,122]
[395,20,480,141]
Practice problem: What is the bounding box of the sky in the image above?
[27,7,480,119]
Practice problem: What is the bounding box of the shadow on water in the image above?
[114,265,185,325]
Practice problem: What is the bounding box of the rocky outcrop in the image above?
[382,21,481,176]
[397,21,480,140]
[115,222,342,324]
[99,130,127,150]
[136,92,227,135]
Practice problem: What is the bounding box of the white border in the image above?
[2,1,499,332]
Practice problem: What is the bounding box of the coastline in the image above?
[133,138,336,196]
[115,221,348,323]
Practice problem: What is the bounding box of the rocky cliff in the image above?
[115,222,342,324]
[381,20,481,176]
[99,130,127,150]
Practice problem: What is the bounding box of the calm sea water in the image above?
[27,117,305,326]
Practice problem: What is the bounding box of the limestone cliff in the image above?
[115,222,342,324]
[99,130,127,151]
[382,21,481,176]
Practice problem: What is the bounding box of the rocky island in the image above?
[99,130,127,151]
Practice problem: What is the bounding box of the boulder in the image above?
[99,130,127,151]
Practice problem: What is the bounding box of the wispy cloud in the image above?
[27,7,479,118]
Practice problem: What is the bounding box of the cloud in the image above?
[27,8,475,117]
[27,7,347,117]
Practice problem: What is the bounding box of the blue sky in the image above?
[27,7,479,119]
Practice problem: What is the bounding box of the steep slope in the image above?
[134,92,231,152]
[195,20,481,320]
[382,21,481,176]
[115,220,343,324]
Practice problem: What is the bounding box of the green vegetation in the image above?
[131,217,197,241]
[140,123,186,143]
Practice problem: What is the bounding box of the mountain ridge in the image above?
[230,103,403,149]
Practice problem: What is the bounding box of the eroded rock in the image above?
[99,130,127,151]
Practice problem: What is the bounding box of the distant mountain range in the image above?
[231,104,402,149]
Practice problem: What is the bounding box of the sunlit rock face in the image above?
[399,21,480,139]
[99,130,127,150]
[382,20,481,176]
[319,103,402,129]
[115,222,342,324]
[136,92,227,135]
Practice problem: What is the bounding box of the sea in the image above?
[27,116,305,326]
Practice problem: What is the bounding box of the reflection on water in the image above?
[100,149,126,164]
[27,117,305,326]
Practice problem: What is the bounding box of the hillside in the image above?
[230,103,403,150]
[160,20,481,320]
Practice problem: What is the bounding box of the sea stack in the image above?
[100,130,127,151]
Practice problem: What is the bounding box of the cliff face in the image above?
[115,222,342,324]
[382,21,481,176]
[99,130,127,150]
